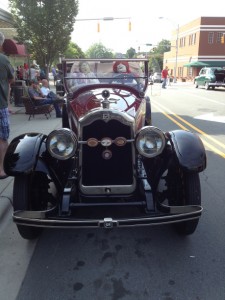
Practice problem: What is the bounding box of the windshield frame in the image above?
[61,58,149,95]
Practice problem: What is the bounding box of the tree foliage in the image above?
[85,43,114,59]
[64,42,85,59]
[148,53,163,73]
[154,39,171,54]
[148,39,171,72]
[8,0,79,68]
[126,47,136,58]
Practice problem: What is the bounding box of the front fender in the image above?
[4,133,46,175]
[167,130,206,172]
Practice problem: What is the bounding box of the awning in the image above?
[183,61,209,67]
[2,39,27,56]
[195,61,225,67]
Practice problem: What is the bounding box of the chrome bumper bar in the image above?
[13,205,202,229]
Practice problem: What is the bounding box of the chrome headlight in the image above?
[46,129,77,160]
[136,126,166,158]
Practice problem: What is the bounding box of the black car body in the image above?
[4,59,206,239]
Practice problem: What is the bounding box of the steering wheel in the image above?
[109,73,139,86]
[109,73,141,97]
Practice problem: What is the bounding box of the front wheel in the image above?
[205,82,210,90]
[13,173,55,239]
[173,172,201,235]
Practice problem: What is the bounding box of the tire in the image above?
[162,167,201,235]
[13,173,54,240]
[174,173,201,235]
[195,81,198,88]
[205,82,210,90]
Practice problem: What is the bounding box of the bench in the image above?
[22,96,54,120]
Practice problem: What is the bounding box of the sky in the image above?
[71,0,225,53]
[0,0,225,53]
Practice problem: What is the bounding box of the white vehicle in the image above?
[152,72,162,83]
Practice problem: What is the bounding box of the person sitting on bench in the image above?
[40,79,64,100]
[28,79,63,118]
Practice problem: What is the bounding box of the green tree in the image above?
[148,39,171,72]
[85,43,114,59]
[148,53,163,72]
[64,42,85,59]
[8,0,79,70]
[156,39,171,53]
[126,47,136,58]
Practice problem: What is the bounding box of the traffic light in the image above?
[221,35,224,44]
[97,22,100,32]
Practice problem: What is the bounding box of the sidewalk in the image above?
[0,81,62,222]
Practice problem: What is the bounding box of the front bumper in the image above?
[13,204,202,229]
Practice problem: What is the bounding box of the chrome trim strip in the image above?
[79,109,135,126]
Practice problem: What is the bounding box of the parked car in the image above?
[148,74,154,85]
[194,67,225,90]
[152,72,162,83]
[4,59,206,240]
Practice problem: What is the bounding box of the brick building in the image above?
[163,17,225,81]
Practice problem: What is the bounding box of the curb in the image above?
[0,177,13,223]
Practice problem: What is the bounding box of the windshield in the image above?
[62,59,148,94]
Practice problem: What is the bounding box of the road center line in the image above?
[152,101,225,159]
[152,101,225,149]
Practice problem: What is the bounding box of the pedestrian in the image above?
[29,64,38,80]
[167,69,171,86]
[161,66,169,89]
[52,66,57,85]
[0,32,15,179]
[39,68,46,80]
[28,79,63,118]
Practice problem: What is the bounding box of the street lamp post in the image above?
[173,24,179,83]
[159,17,179,83]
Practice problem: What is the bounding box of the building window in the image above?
[188,68,193,77]
[208,32,214,44]
[217,32,223,43]
[189,33,197,45]
[193,33,196,44]
[178,67,183,77]
[180,37,186,47]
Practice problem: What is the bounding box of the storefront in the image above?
[3,38,29,70]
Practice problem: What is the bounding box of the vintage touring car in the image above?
[4,59,206,239]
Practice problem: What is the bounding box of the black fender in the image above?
[4,133,47,176]
[166,130,206,172]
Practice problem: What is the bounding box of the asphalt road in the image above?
[1,82,225,300]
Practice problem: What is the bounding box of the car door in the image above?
[197,68,206,86]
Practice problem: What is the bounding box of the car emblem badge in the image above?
[102,149,112,160]
[102,113,110,120]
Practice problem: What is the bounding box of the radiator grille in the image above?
[81,120,133,186]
